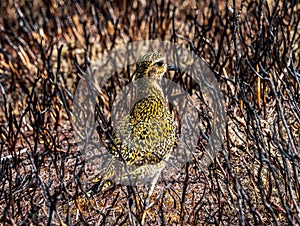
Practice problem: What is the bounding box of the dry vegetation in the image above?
[0,0,299,225]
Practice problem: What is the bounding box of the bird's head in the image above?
[136,52,177,79]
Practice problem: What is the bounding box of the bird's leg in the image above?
[144,173,159,207]
[144,158,169,208]
[141,171,162,225]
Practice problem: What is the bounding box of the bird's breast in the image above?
[110,94,176,166]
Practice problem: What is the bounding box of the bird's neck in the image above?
[136,77,164,99]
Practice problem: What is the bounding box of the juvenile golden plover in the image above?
[91,52,178,207]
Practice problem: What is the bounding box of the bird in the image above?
[89,52,178,221]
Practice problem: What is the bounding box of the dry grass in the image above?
[0,0,299,225]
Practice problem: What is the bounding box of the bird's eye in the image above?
[155,61,164,67]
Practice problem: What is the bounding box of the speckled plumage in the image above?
[109,52,176,167]
[91,52,176,195]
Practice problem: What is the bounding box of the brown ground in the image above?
[0,0,299,225]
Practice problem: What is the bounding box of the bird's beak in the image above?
[167,64,180,71]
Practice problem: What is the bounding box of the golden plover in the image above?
[91,52,178,205]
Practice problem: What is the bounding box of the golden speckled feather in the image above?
[109,52,176,167]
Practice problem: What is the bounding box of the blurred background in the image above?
[0,0,299,225]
